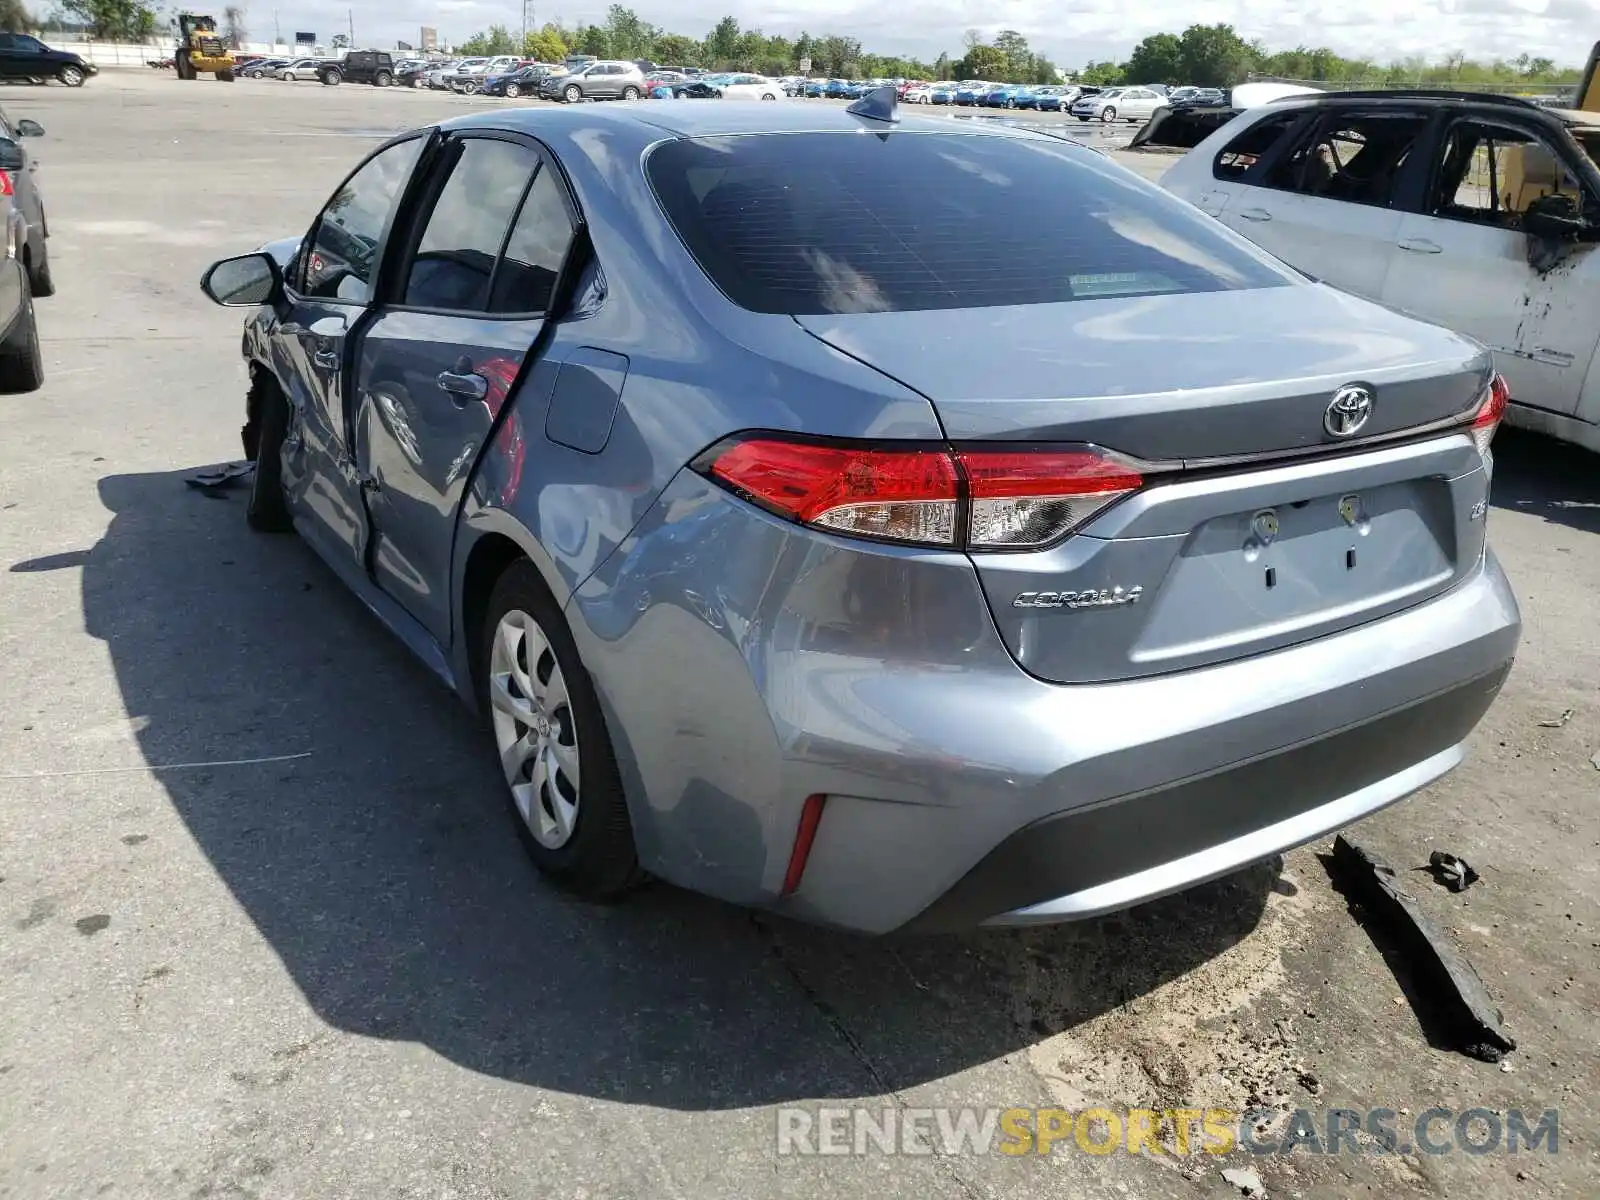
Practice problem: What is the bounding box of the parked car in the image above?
[713,73,785,101]
[954,83,992,106]
[1071,86,1165,123]
[0,108,48,390]
[275,59,325,82]
[985,85,1034,109]
[1028,85,1080,112]
[421,59,462,88]
[198,100,1518,934]
[321,49,395,87]
[0,31,97,87]
[931,84,958,105]
[482,64,552,99]
[902,83,934,103]
[660,80,722,100]
[240,56,286,77]
[539,59,646,102]
[1162,89,1600,454]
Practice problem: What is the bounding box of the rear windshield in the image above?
[646,131,1290,314]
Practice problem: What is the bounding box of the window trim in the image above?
[382,129,584,322]
[287,128,436,305]
[1421,114,1598,226]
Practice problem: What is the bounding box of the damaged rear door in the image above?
[1380,114,1600,416]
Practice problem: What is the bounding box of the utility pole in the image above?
[273,9,280,46]
[347,9,355,49]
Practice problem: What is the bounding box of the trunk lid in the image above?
[796,285,1494,683]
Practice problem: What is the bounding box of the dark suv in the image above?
[321,50,395,87]
[0,31,98,87]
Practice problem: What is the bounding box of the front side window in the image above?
[647,131,1291,315]
[1430,122,1586,228]
[1262,111,1429,207]
[403,137,540,311]
[299,136,424,302]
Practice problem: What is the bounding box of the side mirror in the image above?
[14,119,43,138]
[0,138,23,171]
[200,252,282,307]
[1522,194,1588,241]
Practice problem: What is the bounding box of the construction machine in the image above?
[174,13,235,81]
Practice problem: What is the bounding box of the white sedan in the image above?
[275,58,325,82]
[716,73,785,101]
[1070,86,1165,123]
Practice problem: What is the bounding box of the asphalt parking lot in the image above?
[1,70,1597,1199]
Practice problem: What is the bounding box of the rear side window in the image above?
[646,131,1290,315]
[1213,113,1304,180]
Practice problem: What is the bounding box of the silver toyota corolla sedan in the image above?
[198,95,1520,934]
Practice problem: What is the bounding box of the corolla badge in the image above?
[1324,384,1374,438]
[1013,586,1143,610]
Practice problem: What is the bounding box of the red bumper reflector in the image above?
[781,794,828,896]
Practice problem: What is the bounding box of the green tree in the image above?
[1125,32,1182,84]
[523,26,566,61]
[1030,55,1059,84]
[61,0,157,40]
[960,43,1007,79]
[933,51,951,78]
[576,24,610,57]
[813,33,861,77]
[1176,22,1259,87]
[705,15,740,63]
[604,4,655,59]
[330,32,349,50]
[650,32,697,65]
[221,4,245,48]
[1079,59,1124,85]
[993,29,1031,78]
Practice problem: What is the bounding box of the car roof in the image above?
[443,97,1093,142]
[1263,88,1589,124]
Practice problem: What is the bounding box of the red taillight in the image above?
[958,449,1144,549]
[781,794,827,896]
[707,438,960,545]
[700,436,1144,550]
[1469,374,1509,456]
[0,171,12,197]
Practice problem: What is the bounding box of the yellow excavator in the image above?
[174,13,235,81]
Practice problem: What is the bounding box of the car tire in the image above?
[244,372,293,533]
[0,271,43,393]
[504,82,520,99]
[57,65,85,87]
[413,75,427,88]
[480,559,643,901]
[563,83,582,103]
[321,69,341,86]
[1100,106,1116,122]
[375,71,392,87]
[27,240,53,298]
[622,85,640,100]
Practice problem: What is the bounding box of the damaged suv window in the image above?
[1263,112,1429,207]
[1430,122,1589,230]
[1213,112,1304,180]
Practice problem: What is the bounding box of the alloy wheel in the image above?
[489,609,581,850]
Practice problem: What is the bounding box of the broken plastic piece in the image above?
[185,461,256,498]
[1426,850,1480,893]
[846,84,899,124]
[1330,835,1515,1063]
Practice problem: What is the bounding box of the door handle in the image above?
[312,346,338,369]
[1398,237,1442,254]
[437,370,488,401]
[1238,207,1273,222]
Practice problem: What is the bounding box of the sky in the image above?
[253,0,1600,69]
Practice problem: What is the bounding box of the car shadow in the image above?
[1490,427,1600,536]
[79,467,1277,1110]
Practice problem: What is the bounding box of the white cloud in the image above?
[254,0,1600,68]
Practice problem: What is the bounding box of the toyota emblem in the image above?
[1324,385,1374,438]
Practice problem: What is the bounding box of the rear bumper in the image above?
[783,551,1518,934]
